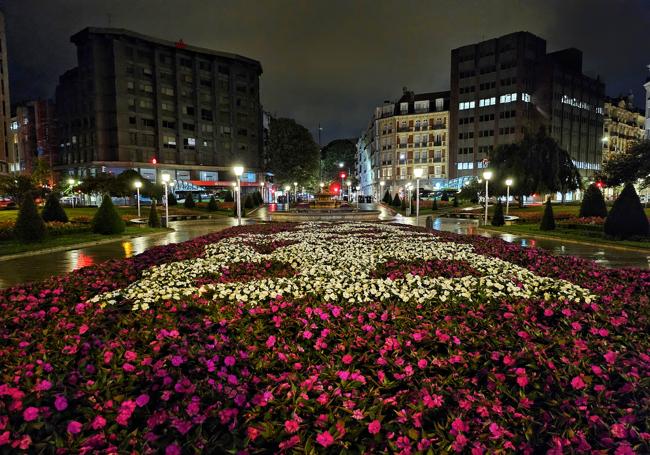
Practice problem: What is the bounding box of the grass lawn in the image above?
[0,205,232,222]
[0,226,170,257]
[462,203,650,219]
[488,222,650,250]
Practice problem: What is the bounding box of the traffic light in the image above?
[151,158,157,165]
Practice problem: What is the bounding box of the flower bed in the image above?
[0,221,92,240]
[0,222,648,453]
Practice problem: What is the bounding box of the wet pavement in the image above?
[1,204,647,289]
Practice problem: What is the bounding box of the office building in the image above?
[10,100,57,177]
[55,27,263,186]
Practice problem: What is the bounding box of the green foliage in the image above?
[267,117,320,188]
[432,199,438,210]
[244,194,254,209]
[183,193,196,209]
[579,184,608,218]
[440,192,449,202]
[224,191,234,203]
[0,175,38,203]
[207,196,219,212]
[31,159,53,187]
[14,193,46,243]
[400,196,407,211]
[604,183,649,239]
[382,190,392,204]
[600,140,650,187]
[321,139,357,183]
[254,191,264,205]
[92,194,125,235]
[148,200,161,228]
[539,199,556,231]
[458,178,482,203]
[168,192,178,206]
[492,200,505,226]
[392,193,401,207]
[41,193,68,223]
[453,197,459,207]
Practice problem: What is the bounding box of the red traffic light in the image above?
[596,181,603,188]
[340,172,346,179]
[151,158,157,165]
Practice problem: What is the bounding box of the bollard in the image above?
[425,216,433,230]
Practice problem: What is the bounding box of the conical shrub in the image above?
[92,194,125,235]
[148,200,161,227]
[453,197,459,207]
[382,190,391,204]
[579,184,607,218]
[604,182,649,239]
[15,193,46,243]
[539,198,555,231]
[183,193,195,209]
[207,196,218,211]
[432,199,438,210]
[41,193,68,223]
[244,194,254,209]
[168,193,177,206]
[392,193,401,207]
[225,191,234,203]
[492,200,505,226]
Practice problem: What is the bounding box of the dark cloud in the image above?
[1,0,649,142]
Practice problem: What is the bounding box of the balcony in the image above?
[397,126,411,132]
[432,123,446,130]
[398,143,407,149]
[433,141,443,147]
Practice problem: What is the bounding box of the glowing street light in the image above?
[505,178,513,216]
[346,180,351,202]
[413,167,424,225]
[67,178,77,208]
[293,181,298,203]
[233,166,244,225]
[134,180,142,217]
[482,170,493,225]
[161,173,171,227]
[355,185,360,208]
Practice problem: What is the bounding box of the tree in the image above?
[224,191,234,203]
[92,194,125,235]
[31,159,54,187]
[41,193,68,223]
[453,197,459,207]
[392,193,401,207]
[539,199,556,231]
[604,183,649,239]
[267,118,320,189]
[600,140,650,187]
[244,194,254,209]
[382,190,391,204]
[321,139,357,183]
[148,200,161,227]
[432,199,438,210]
[0,175,38,204]
[579,184,607,218]
[207,196,218,211]
[168,193,177,206]
[457,178,482,204]
[14,193,46,243]
[183,193,195,209]
[492,200,505,226]
[115,170,147,198]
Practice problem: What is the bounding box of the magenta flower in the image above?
[266,336,276,348]
[91,415,106,430]
[316,431,335,447]
[368,420,381,435]
[342,354,353,364]
[23,407,39,422]
[54,395,68,411]
[284,419,300,433]
[135,394,150,407]
[165,443,182,455]
[224,356,236,366]
[67,420,82,434]
[571,376,587,390]
[604,351,618,365]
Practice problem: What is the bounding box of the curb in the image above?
[0,229,172,262]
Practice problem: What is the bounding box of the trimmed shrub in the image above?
[14,193,46,243]
[579,184,607,218]
[196,193,202,203]
[441,192,449,202]
[392,193,401,207]
[492,200,505,226]
[382,190,392,204]
[207,196,218,212]
[256,191,264,205]
[225,191,234,203]
[244,194,254,209]
[604,182,649,239]
[148,200,161,228]
[41,193,68,223]
[184,193,196,209]
[539,198,556,231]
[168,193,177,206]
[432,199,438,210]
[400,196,407,211]
[232,201,247,218]
[92,194,125,235]
[453,197,459,207]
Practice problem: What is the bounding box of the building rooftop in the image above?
[71,27,263,73]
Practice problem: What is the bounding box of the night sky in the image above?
[2,0,649,143]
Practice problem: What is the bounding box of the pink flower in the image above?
[451,418,469,433]
[135,394,150,407]
[604,351,617,365]
[54,395,68,411]
[171,356,184,366]
[342,354,353,365]
[266,335,276,348]
[571,375,586,390]
[91,415,106,430]
[165,443,182,455]
[611,423,627,439]
[247,426,261,441]
[417,359,428,369]
[124,350,137,361]
[316,431,335,447]
[368,419,381,435]
[516,375,528,387]
[23,407,39,422]
[224,356,236,367]
[122,362,136,372]
[0,431,10,446]
[78,324,89,335]
[284,419,300,433]
[67,420,82,434]
[35,380,52,392]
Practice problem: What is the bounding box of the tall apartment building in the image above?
[10,100,57,176]
[0,11,11,174]
[56,27,263,184]
[450,32,604,186]
[372,89,450,197]
[602,95,645,156]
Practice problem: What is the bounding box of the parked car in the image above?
[0,198,16,210]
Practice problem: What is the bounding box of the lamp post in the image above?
[67,178,77,208]
[294,181,298,204]
[355,185,360,207]
[413,167,423,225]
[260,181,265,204]
[406,183,412,215]
[505,178,513,216]
[379,180,385,203]
[134,180,142,217]
[319,182,324,194]
[483,170,493,225]
[346,180,351,203]
[233,166,244,226]
[284,185,291,208]
[161,173,170,227]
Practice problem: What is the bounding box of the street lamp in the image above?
[346,180,351,203]
[505,178,513,216]
[161,173,170,227]
[260,181,265,204]
[134,180,142,217]
[413,167,424,225]
[293,181,298,204]
[233,165,244,226]
[379,180,385,203]
[355,185,360,207]
[482,170,493,225]
[406,183,412,215]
